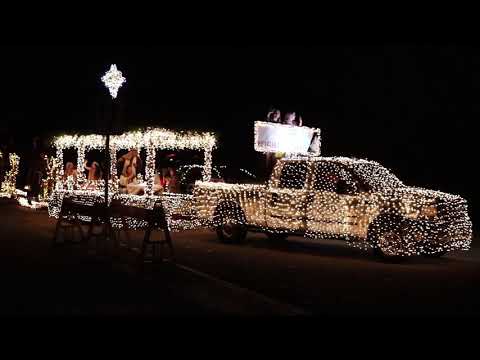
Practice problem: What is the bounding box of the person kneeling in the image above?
[119,165,143,195]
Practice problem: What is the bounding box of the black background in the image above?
[0,45,477,229]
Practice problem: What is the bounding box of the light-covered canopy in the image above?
[53,128,216,151]
[53,127,217,189]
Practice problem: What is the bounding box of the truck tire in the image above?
[367,214,408,262]
[216,222,247,244]
[214,202,247,244]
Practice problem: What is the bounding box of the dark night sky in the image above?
[1,45,478,224]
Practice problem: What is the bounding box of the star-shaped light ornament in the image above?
[101,64,126,99]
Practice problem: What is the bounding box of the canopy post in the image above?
[146,146,156,196]
[55,147,64,190]
[77,145,86,186]
[202,146,213,182]
[109,145,118,192]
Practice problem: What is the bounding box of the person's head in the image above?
[126,165,134,177]
[267,108,274,119]
[272,109,281,121]
[65,162,74,172]
[284,112,296,123]
[267,108,279,121]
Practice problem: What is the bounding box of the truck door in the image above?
[306,162,366,238]
[266,161,312,232]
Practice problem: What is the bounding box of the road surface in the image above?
[1,200,479,316]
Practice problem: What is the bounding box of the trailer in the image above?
[48,127,216,232]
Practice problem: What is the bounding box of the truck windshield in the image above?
[352,163,404,191]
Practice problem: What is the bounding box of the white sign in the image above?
[254,121,321,155]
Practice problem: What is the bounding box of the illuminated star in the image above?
[101,64,126,99]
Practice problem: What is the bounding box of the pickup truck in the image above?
[193,157,473,259]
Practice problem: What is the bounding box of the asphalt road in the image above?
[1,200,479,316]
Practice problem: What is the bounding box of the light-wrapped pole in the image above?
[101,64,126,239]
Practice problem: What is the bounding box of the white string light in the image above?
[0,153,20,198]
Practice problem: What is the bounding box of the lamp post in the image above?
[101,64,126,240]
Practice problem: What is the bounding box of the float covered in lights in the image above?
[193,156,473,258]
[46,120,473,259]
[49,127,216,231]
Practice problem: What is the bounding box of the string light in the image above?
[178,165,222,184]
[17,197,48,210]
[177,165,257,185]
[0,153,20,198]
[40,155,60,202]
[218,166,257,180]
[193,157,472,257]
[0,153,47,210]
[15,155,56,210]
[48,190,202,232]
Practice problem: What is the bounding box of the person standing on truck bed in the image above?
[282,112,304,126]
[265,107,282,123]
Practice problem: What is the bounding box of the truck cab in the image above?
[265,158,375,237]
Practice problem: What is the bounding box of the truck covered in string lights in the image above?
[193,156,473,259]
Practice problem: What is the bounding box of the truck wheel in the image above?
[373,230,405,261]
[266,232,288,242]
[368,215,408,262]
[216,222,247,243]
[214,202,247,244]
